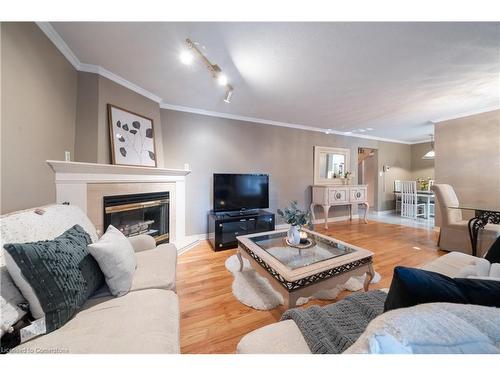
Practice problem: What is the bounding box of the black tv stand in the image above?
[208,210,275,251]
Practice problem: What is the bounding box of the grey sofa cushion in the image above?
[4,225,104,333]
[11,289,180,354]
[131,243,177,292]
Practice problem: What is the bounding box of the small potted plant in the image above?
[343,171,352,185]
[277,201,312,246]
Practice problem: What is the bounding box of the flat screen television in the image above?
[213,173,269,213]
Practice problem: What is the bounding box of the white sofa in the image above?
[236,251,485,354]
[1,204,180,354]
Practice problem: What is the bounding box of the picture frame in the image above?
[107,104,157,167]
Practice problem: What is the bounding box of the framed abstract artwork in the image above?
[108,104,157,167]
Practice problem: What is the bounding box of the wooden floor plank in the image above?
[177,219,443,354]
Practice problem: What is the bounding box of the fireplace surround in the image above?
[46,160,191,249]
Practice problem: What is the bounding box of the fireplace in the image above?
[103,192,169,244]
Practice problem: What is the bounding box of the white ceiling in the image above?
[50,22,500,143]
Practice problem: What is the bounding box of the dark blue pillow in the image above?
[485,236,500,263]
[384,266,500,312]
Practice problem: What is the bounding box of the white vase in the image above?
[287,225,301,246]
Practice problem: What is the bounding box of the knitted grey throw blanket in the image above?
[281,290,387,354]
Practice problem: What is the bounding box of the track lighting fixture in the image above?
[180,38,234,103]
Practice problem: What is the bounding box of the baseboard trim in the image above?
[371,210,396,216]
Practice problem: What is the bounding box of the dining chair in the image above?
[419,179,435,217]
[400,181,426,219]
[431,184,500,256]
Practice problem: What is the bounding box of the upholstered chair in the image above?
[431,184,500,256]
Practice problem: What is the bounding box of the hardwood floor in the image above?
[177,219,444,354]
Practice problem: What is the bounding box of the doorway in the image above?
[358,148,377,210]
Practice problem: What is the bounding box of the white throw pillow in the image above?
[87,225,137,297]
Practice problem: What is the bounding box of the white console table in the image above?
[310,185,369,229]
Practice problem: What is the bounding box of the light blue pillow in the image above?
[368,333,499,354]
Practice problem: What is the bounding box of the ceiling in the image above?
[50,22,500,143]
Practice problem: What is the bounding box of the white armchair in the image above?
[431,184,500,256]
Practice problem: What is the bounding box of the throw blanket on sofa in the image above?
[281,290,387,354]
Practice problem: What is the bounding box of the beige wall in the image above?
[1,22,77,214]
[410,141,435,180]
[376,141,413,211]
[435,109,500,224]
[161,109,412,235]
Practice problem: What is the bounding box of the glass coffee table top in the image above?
[249,231,356,270]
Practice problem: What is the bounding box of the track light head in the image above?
[179,50,194,65]
[224,87,233,103]
[217,74,228,86]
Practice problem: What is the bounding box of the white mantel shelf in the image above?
[47,160,191,176]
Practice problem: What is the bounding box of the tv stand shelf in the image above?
[208,210,275,251]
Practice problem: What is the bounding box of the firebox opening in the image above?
[103,191,169,244]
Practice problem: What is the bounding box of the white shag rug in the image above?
[225,254,381,310]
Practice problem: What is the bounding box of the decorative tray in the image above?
[284,237,316,249]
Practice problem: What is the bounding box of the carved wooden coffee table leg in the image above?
[364,263,375,291]
[323,205,330,229]
[237,251,244,271]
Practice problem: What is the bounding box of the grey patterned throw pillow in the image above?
[4,225,104,334]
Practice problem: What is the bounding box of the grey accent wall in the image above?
[435,109,500,225]
[410,141,434,180]
[74,72,99,163]
[73,73,165,166]
[1,22,77,214]
[161,109,412,235]
[96,76,164,166]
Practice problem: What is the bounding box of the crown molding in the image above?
[79,63,163,103]
[160,103,414,144]
[36,22,81,69]
[37,22,163,104]
[38,21,419,145]
[431,105,500,124]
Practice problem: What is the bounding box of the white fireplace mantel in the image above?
[46,160,192,250]
[47,160,191,183]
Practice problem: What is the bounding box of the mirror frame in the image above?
[313,146,351,185]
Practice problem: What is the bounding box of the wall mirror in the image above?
[313,146,351,185]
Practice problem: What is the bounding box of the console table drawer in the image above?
[350,187,367,202]
[328,188,349,204]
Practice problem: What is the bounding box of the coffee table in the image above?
[236,228,374,309]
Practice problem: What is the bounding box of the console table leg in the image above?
[322,205,330,229]
[363,202,369,224]
[310,203,316,224]
[349,204,353,221]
